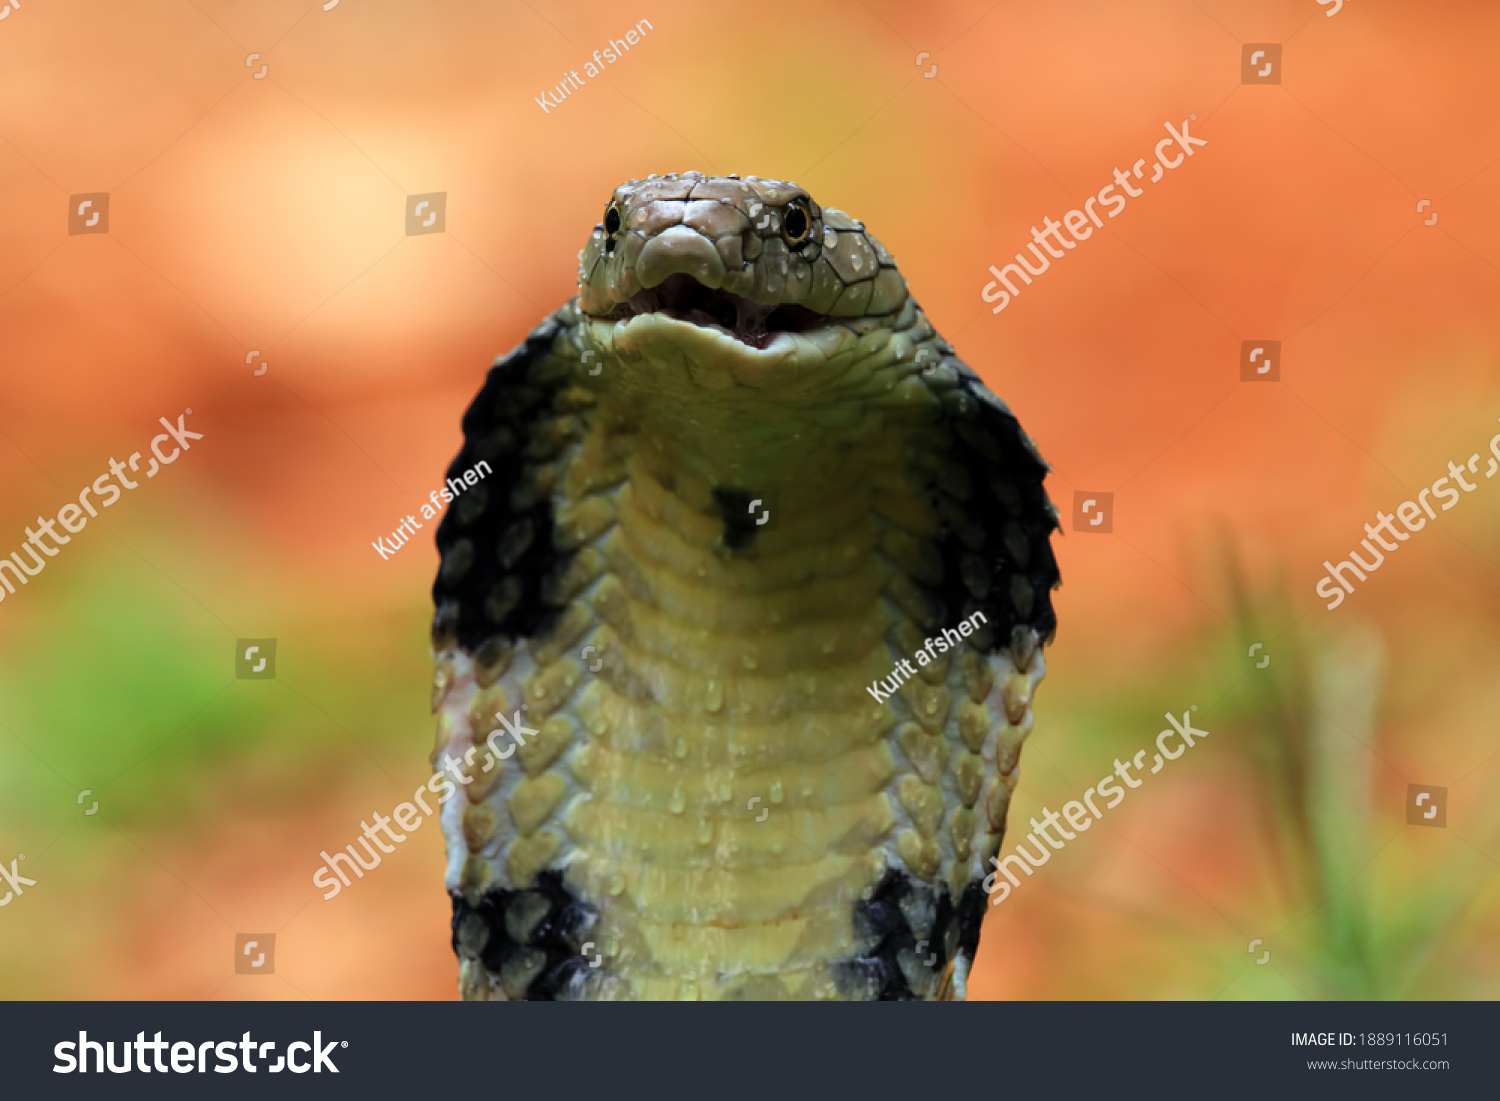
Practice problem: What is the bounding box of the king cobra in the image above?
[429,171,1060,1000]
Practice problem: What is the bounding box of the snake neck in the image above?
[554,394,915,998]
[437,308,1042,1002]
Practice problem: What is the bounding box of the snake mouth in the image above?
[600,273,827,350]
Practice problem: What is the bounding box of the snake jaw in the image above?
[602,272,831,351]
[585,309,855,393]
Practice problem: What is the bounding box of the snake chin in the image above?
[599,272,827,350]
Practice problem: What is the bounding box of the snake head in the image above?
[576,172,913,385]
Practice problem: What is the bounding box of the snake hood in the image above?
[431,171,1061,1001]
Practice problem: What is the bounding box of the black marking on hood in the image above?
[712,486,763,551]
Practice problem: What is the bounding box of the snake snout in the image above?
[634,225,727,291]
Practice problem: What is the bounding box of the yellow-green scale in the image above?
[559,404,921,1000]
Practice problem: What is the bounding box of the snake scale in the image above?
[428,171,1060,1000]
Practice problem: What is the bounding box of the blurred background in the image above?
[0,0,1496,1000]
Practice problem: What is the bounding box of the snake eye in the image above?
[603,202,622,235]
[781,198,812,248]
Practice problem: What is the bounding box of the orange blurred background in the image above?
[1,0,1497,1000]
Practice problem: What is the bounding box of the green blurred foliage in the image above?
[1214,542,1496,1000]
